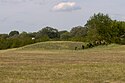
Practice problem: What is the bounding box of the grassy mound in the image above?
[18,41,125,51]
[19,41,86,50]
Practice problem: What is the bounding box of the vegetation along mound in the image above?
[20,41,86,50]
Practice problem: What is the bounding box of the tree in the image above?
[70,26,87,37]
[69,26,87,41]
[28,32,37,38]
[59,30,68,36]
[37,26,59,39]
[111,21,125,44]
[0,34,9,39]
[9,30,19,37]
[85,13,112,42]
[60,32,71,40]
[19,31,29,38]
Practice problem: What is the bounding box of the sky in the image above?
[0,0,125,33]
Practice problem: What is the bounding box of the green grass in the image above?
[0,41,125,83]
[19,41,86,50]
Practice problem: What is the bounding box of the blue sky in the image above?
[0,0,125,33]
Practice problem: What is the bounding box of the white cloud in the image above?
[52,2,81,12]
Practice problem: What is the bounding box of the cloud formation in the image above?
[52,2,81,12]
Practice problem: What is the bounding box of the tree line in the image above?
[0,13,125,50]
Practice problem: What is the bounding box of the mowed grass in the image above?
[0,41,125,83]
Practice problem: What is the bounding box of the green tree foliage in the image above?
[0,34,9,39]
[0,29,52,50]
[19,32,29,38]
[0,39,9,49]
[0,37,35,50]
[70,26,87,37]
[111,21,125,44]
[28,32,37,38]
[60,31,71,40]
[9,30,19,37]
[37,27,59,39]
[35,35,49,42]
[85,13,125,44]
[70,26,87,41]
[85,13,112,42]
[59,30,68,35]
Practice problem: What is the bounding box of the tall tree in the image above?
[85,13,112,42]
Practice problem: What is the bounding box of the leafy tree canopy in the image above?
[37,26,59,39]
[85,13,112,42]
[9,30,19,37]
[70,26,87,37]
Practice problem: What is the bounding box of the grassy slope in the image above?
[0,41,125,83]
[19,41,86,50]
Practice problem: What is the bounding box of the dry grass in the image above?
[0,42,125,83]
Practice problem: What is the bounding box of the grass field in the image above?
[0,41,125,83]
